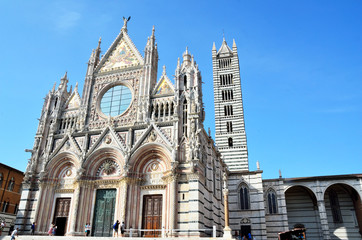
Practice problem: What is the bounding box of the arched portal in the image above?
[324,183,362,240]
[126,143,173,237]
[285,185,322,240]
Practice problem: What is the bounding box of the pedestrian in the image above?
[52,224,57,236]
[0,220,6,235]
[85,223,91,236]
[48,224,53,236]
[120,221,125,237]
[10,227,18,240]
[113,220,120,237]
[248,232,252,240]
[31,222,36,235]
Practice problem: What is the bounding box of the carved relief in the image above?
[96,159,121,177]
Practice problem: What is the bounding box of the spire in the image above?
[150,25,156,46]
[97,37,102,49]
[52,82,56,93]
[212,42,216,51]
[62,71,67,80]
[183,47,191,64]
[58,71,68,91]
[74,82,78,91]
[232,39,237,52]
[162,65,166,75]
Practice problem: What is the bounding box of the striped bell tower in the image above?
[212,38,249,171]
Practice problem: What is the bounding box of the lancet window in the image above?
[222,90,234,101]
[7,177,15,191]
[183,99,188,135]
[224,105,233,116]
[239,184,250,210]
[226,121,233,133]
[267,189,278,214]
[218,58,231,69]
[228,137,233,147]
[219,74,233,86]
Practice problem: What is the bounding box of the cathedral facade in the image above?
[16,20,362,240]
[15,21,226,237]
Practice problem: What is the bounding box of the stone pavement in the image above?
[0,236,227,240]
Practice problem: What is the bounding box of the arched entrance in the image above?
[126,143,172,237]
[285,185,322,240]
[324,183,362,240]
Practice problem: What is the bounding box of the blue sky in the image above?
[0,0,361,179]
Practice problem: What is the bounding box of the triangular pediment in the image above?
[98,30,144,73]
[152,67,175,96]
[86,126,127,158]
[153,75,175,96]
[131,123,172,155]
[50,134,82,159]
[65,91,81,110]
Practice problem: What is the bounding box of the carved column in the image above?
[223,172,232,239]
[169,174,178,236]
[317,200,331,240]
[33,182,44,233]
[68,183,81,235]
[119,179,128,222]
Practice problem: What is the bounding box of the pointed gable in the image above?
[152,66,175,96]
[217,39,232,57]
[65,92,81,109]
[98,30,144,73]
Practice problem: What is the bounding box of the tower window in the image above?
[239,184,250,210]
[226,121,233,133]
[222,90,234,101]
[228,137,233,147]
[184,75,187,89]
[224,105,233,116]
[267,189,278,214]
[219,58,231,69]
[220,74,233,86]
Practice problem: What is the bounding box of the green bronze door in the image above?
[92,189,116,236]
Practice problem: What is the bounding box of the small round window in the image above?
[100,85,132,117]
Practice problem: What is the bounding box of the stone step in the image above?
[0,236,227,240]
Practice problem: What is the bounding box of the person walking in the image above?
[10,227,18,240]
[120,221,125,237]
[52,224,57,236]
[48,224,53,236]
[85,223,91,236]
[31,222,36,235]
[113,220,120,237]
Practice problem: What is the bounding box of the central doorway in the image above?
[142,195,163,237]
[92,189,116,236]
[53,198,71,236]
